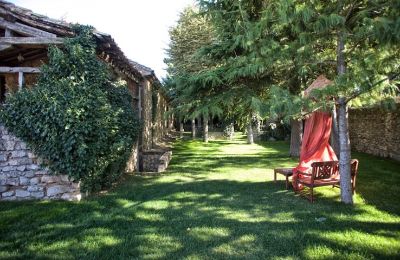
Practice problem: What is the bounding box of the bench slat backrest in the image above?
[311,161,339,181]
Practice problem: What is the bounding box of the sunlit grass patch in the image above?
[0,135,399,259]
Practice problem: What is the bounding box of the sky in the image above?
[10,0,195,79]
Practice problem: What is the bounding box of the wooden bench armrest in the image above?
[297,170,312,176]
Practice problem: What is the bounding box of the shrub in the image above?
[0,25,140,191]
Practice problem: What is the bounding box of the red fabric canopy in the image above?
[292,111,337,190]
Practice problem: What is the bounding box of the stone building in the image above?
[0,0,171,201]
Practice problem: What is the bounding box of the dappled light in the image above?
[1,137,399,258]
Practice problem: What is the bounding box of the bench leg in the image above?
[274,170,277,183]
[310,187,314,203]
[285,176,289,190]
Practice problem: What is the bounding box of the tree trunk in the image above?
[254,117,261,141]
[289,119,303,157]
[337,30,353,204]
[191,119,196,139]
[338,98,353,204]
[247,119,254,144]
[330,105,340,156]
[197,117,201,131]
[179,121,184,138]
[203,115,209,143]
[230,123,235,140]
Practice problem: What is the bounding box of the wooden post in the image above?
[18,72,23,91]
[5,28,13,37]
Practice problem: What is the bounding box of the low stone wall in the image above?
[349,106,400,161]
[208,132,224,140]
[142,150,172,173]
[0,125,81,201]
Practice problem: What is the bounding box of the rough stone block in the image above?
[2,196,16,201]
[2,190,14,197]
[41,175,60,184]
[0,176,6,185]
[11,150,27,158]
[47,185,70,196]
[30,177,41,185]
[2,166,15,172]
[27,164,40,170]
[6,171,19,178]
[5,141,16,151]
[6,178,19,186]
[31,191,44,198]
[8,159,19,166]
[20,142,27,150]
[16,165,26,172]
[19,177,30,186]
[35,170,47,176]
[60,175,70,182]
[0,154,6,162]
[27,185,44,192]
[27,152,36,159]
[19,158,33,165]
[16,189,30,197]
[0,185,9,192]
[24,171,35,178]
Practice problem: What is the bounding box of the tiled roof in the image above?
[129,60,154,77]
[304,75,333,97]
[0,0,144,83]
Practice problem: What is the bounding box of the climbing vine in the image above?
[0,25,141,191]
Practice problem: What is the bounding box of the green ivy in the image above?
[0,25,140,191]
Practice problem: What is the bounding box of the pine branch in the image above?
[345,71,400,103]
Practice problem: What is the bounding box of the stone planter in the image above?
[141,149,172,173]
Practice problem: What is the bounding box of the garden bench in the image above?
[296,159,359,202]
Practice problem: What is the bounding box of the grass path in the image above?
[1,136,399,259]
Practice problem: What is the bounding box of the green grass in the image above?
[1,135,399,259]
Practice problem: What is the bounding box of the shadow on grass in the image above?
[1,138,399,259]
[1,177,399,259]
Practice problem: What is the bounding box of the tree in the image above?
[196,0,399,203]
[270,0,400,203]
[164,6,218,142]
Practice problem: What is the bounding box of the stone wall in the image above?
[142,150,172,173]
[141,79,153,150]
[349,106,400,161]
[125,141,139,172]
[153,92,169,145]
[0,125,81,201]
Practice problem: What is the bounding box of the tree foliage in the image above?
[0,25,140,191]
[165,0,399,203]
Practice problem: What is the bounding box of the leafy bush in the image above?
[0,25,140,191]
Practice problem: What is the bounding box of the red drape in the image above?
[292,111,337,190]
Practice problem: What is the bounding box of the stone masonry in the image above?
[349,106,400,161]
[142,150,172,173]
[0,125,81,201]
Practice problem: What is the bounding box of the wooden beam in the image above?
[0,66,40,73]
[0,37,63,46]
[0,43,12,51]
[0,17,57,38]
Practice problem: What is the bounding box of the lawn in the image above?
[1,135,399,259]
